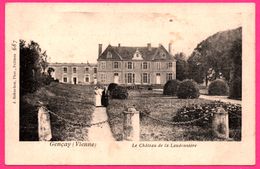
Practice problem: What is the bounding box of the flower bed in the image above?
[173,101,241,129]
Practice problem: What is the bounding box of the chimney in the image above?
[147,43,151,51]
[118,43,121,47]
[98,44,102,56]
[168,42,173,55]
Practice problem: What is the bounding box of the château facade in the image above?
[97,43,176,85]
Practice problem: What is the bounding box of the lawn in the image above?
[20,82,95,141]
[106,89,241,141]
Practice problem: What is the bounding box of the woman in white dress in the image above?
[94,86,103,107]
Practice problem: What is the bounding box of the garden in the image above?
[106,80,242,141]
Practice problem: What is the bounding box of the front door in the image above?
[156,73,161,84]
[114,73,119,84]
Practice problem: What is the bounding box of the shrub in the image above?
[177,79,200,99]
[111,86,128,99]
[208,79,229,96]
[108,83,118,92]
[163,80,179,96]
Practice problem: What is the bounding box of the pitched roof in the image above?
[97,44,174,61]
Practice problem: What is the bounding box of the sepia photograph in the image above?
[5,3,255,165]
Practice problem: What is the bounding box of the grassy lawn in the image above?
[20,82,95,141]
[107,89,241,141]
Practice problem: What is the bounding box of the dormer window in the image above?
[107,51,112,58]
[133,49,143,60]
[161,52,166,58]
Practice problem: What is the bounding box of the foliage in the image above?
[208,79,229,96]
[111,86,128,99]
[187,27,242,86]
[108,83,118,92]
[173,101,241,129]
[20,40,52,95]
[174,52,189,81]
[163,79,179,96]
[229,39,242,99]
[177,79,200,99]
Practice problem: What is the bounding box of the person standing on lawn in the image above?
[101,86,109,107]
[94,86,103,107]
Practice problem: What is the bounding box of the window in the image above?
[114,73,119,76]
[101,73,106,83]
[63,77,67,83]
[63,67,68,73]
[156,62,161,70]
[114,62,119,69]
[166,73,173,80]
[143,62,148,69]
[156,73,160,76]
[73,67,77,73]
[85,75,90,83]
[142,73,150,84]
[127,62,133,69]
[86,67,89,72]
[94,68,97,73]
[107,51,112,58]
[160,52,166,58]
[101,62,106,69]
[168,62,173,68]
[126,73,135,84]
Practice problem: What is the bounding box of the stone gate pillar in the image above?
[123,107,140,141]
[212,107,229,139]
[38,107,52,141]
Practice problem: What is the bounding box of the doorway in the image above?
[114,73,119,84]
[73,77,77,84]
[156,73,161,84]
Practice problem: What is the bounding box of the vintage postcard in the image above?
[5,3,255,165]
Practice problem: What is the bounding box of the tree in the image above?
[187,49,208,84]
[174,52,188,81]
[20,40,49,94]
[229,39,242,99]
[187,27,242,86]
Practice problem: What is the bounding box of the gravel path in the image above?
[88,107,115,141]
[199,95,241,105]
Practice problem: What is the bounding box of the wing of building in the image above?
[97,43,176,85]
[48,62,98,84]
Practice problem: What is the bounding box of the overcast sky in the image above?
[9,3,244,63]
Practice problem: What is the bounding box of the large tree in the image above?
[229,39,242,99]
[187,27,242,87]
[20,40,49,94]
[174,52,189,81]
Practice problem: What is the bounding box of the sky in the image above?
[8,3,244,63]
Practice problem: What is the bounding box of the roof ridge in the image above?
[112,45,158,48]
